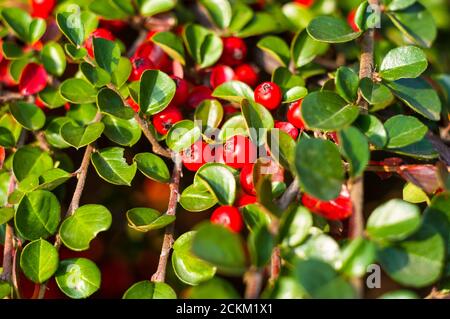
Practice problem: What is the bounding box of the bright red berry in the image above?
[294,0,314,8]
[236,193,257,207]
[126,98,140,113]
[220,37,247,66]
[234,64,259,87]
[0,146,5,169]
[0,60,16,87]
[240,163,256,195]
[19,63,47,96]
[170,76,189,107]
[210,206,243,233]
[274,121,299,140]
[99,19,128,33]
[85,28,115,57]
[152,106,183,135]
[287,99,305,130]
[223,104,239,116]
[254,82,282,110]
[35,96,48,111]
[129,56,155,81]
[217,135,257,169]
[209,65,235,89]
[181,140,214,172]
[31,0,56,19]
[186,86,212,109]
[347,9,360,32]
[301,186,352,220]
[135,41,172,73]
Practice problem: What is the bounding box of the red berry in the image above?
[220,37,247,66]
[210,206,243,233]
[85,28,115,57]
[135,41,172,73]
[35,96,48,110]
[218,135,257,169]
[236,193,257,207]
[347,9,360,32]
[234,64,259,87]
[64,103,71,111]
[294,0,314,7]
[186,86,212,109]
[0,146,5,169]
[19,63,47,96]
[181,140,214,172]
[254,82,282,110]
[287,99,305,130]
[240,163,256,195]
[209,65,235,89]
[301,186,352,220]
[223,104,238,116]
[31,0,56,19]
[152,106,183,135]
[274,121,299,140]
[129,56,155,81]
[170,76,189,107]
[0,60,16,86]
[126,97,140,113]
[99,19,128,33]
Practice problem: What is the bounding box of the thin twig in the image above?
[277,178,299,211]
[269,247,281,285]
[0,92,23,104]
[134,114,172,158]
[34,131,51,152]
[151,156,182,282]
[244,267,264,299]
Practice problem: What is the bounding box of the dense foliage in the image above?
[0,0,450,299]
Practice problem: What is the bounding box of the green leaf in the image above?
[41,42,66,76]
[386,3,436,48]
[359,78,394,107]
[272,67,305,92]
[189,277,240,299]
[20,239,58,283]
[378,224,444,287]
[242,204,271,231]
[380,46,427,81]
[2,41,25,59]
[9,102,46,131]
[102,115,142,147]
[56,10,85,46]
[97,88,134,119]
[89,0,129,20]
[0,278,10,299]
[267,129,295,172]
[391,136,438,160]
[229,3,253,33]
[44,117,71,149]
[403,182,429,204]
[1,8,31,42]
[111,57,132,87]
[139,70,175,115]
[379,290,419,299]
[180,183,217,212]
[80,62,111,88]
[0,207,14,225]
[212,81,254,103]
[15,190,61,241]
[236,12,278,38]
[295,138,344,201]
[282,2,314,31]
[386,78,441,121]
[67,104,98,125]
[291,30,328,68]
[257,36,290,66]
[192,223,247,276]
[93,38,120,74]
[195,163,236,206]
[278,206,312,248]
[384,115,427,149]
[123,281,176,299]
[28,18,46,44]
[126,208,175,232]
[172,231,216,285]
[61,122,105,149]
[335,67,359,103]
[134,153,170,183]
[241,99,274,146]
[60,205,112,251]
[137,0,176,16]
[367,199,421,241]
[13,146,53,182]
[339,238,376,277]
[283,86,308,104]
[248,225,274,267]
[65,43,87,60]
[301,91,359,131]
[218,114,248,142]
[194,99,223,132]
[183,24,223,68]
[388,0,417,11]
[354,114,388,148]
[199,0,232,29]
[60,79,97,104]
[294,259,356,298]
[294,233,340,266]
[38,168,72,191]
[307,16,362,43]
[166,120,201,152]
[338,126,370,177]
[55,258,101,299]
[38,86,67,109]
[91,147,137,186]
[151,31,185,65]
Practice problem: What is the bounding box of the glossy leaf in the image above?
[56,10,84,46]
[335,66,359,103]
[291,30,328,68]
[359,78,394,107]
[183,24,223,68]
[339,238,376,277]
[248,225,274,267]
[93,38,120,74]
[354,114,388,148]
[338,126,370,177]
[384,115,428,149]
[257,36,290,66]
[139,70,175,115]
[196,163,236,206]
[194,99,223,132]
[307,16,362,43]
[241,99,274,146]
[61,122,105,149]
[13,146,53,182]
[166,120,201,152]
[212,81,254,103]
[278,206,312,248]
[80,62,111,88]
[38,86,67,109]
[123,280,176,299]
[180,183,217,212]
[151,31,185,65]
[38,168,72,191]
[111,57,132,87]
[97,88,134,120]
[267,129,295,172]
[60,79,97,104]
[1,8,32,42]
[41,42,66,76]
[134,153,170,183]
[91,147,137,186]
[137,0,176,16]
[102,115,142,147]
[9,102,45,131]
[199,0,232,29]
[0,207,14,225]
[20,239,58,283]
[380,46,427,81]
[218,114,248,142]
[126,207,174,232]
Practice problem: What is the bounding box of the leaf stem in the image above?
[134,114,172,158]
[244,267,264,299]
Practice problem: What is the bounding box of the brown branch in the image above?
[134,114,172,158]
[277,178,300,211]
[244,267,264,299]
[0,92,23,104]
[269,247,281,285]
[151,156,182,282]
[34,131,51,152]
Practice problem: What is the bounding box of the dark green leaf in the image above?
[38,86,67,109]
[359,78,394,107]
[335,66,359,103]
[41,42,66,76]
[199,0,232,29]
[67,103,98,125]
[2,41,25,59]
[278,206,312,248]
[1,8,31,42]
[291,30,328,68]
[180,183,217,212]
[388,0,417,11]
[126,207,174,232]
[257,36,290,66]
[134,153,170,183]
[111,57,132,87]
[80,62,111,87]
[236,12,278,38]
[267,129,295,172]
[65,43,87,60]
[354,114,388,148]
[384,115,428,148]
[151,31,185,65]
[166,120,201,152]
[218,114,248,142]
[123,280,176,299]
[183,24,223,68]
[93,38,120,74]
[212,81,253,103]
[20,239,58,283]
[196,163,236,206]
[38,168,72,191]
[60,79,97,104]
[189,277,240,299]
[91,147,137,186]
[9,102,45,131]
[13,146,53,181]
[102,115,142,146]
[248,225,274,267]
[307,16,362,43]
[61,122,105,149]
[242,204,271,231]
[380,46,427,81]
[97,88,134,119]
[137,0,176,16]
[338,126,370,177]
[194,99,223,132]
[241,99,274,146]
[56,10,84,46]
[139,70,175,115]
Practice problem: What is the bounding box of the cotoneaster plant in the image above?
[0,0,449,300]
